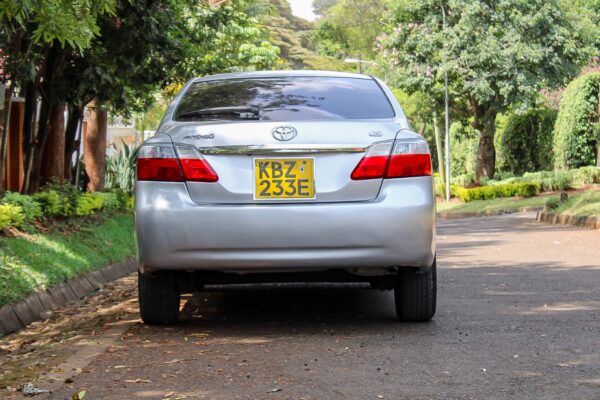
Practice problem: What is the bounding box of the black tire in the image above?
[138,271,180,325]
[394,258,437,322]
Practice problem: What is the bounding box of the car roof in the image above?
[192,70,373,83]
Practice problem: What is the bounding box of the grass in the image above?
[0,213,135,307]
[437,194,557,214]
[552,190,600,216]
[437,189,600,217]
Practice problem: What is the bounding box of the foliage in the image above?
[32,190,62,217]
[94,192,121,211]
[106,144,137,194]
[261,0,347,70]
[455,183,541,203]
[545,197,561,210]
[1,192,42,222]
[0,183,133,231]
[449,122,479,177]
[171,0,280,80]
[75,193,105,216]
[0,213,135,306]
[552,72,600,169]
[0,204,24,230]
[496,107,557,174]
[313,0,386,61]
[380,0,590,179]
[488,166,600,191]
[437,193,556,214]
[44,182,81,217]
[0,0,116,52]
[552,190,600,216]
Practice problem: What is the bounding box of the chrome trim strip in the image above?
[194,144,368,155]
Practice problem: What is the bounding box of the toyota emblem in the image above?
[272,126,297,141]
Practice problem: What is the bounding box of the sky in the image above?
[289,0,317,21]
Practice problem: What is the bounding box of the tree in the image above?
[312,0,387,62]
[0,0,116,192]
[552,72,600,169]
[380,0,590,180]
[313,0,338,16]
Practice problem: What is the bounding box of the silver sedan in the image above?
[135,70,436,324]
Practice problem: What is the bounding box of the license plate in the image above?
[254,158,315,199]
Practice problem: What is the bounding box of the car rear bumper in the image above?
[135,177,435,275]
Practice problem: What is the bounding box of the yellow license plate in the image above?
[254,158,315,199]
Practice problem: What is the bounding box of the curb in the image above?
[536,211,600,230]
[0,258,137,337]
[437,206,543,220]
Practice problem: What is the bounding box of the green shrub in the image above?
[126,196,135,210]
[450,121,479,177]
[44,183,80,216]
[455,183,540,202]
[106,143,137,194]
[0,204,24,229]
[75,193,104,216]
[545,197,560,210]
[540,171,573,191]
[32,190,62,217]
[1,192,42,222]
[95,192,121,211]
[496,107,556,174]
[553,72,600,169]
[105,188,129,209]
[572,166,600,185]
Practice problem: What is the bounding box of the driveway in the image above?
[9,213,600,399]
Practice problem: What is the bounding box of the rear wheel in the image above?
[138,271,180,325]
[394,258,437,322]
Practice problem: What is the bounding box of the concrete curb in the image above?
[437,206,543,220]
[536,211,600,230]
[0,258,137,337]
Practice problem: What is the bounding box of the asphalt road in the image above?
[46,214,600,400]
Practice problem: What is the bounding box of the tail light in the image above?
[351,139,431,180]
[137,144,218,182]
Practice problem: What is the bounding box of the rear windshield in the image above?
[174,77,395,121]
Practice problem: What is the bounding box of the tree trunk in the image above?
[25,96,52,193]
[433,111,445,186]
[24,42,65,193]
[0,84,14,193]
[84,99,107,192]
[473,105,498,182]
[64,105,83,182]
[41,103,66,186]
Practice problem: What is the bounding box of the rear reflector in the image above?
[137,144,218,182]
[351,139,432,180]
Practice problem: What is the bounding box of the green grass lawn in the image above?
[0,213,135,306]
[552,190,600,216]
[437,194,557,214]
[437,189,600,217]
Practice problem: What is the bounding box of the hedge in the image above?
[0,185,133,232]
[491,166,600,191]
[455,183,541,203]
[496,107,557,174]
[553,72,600,169]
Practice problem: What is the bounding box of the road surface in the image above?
[5,213,600,399]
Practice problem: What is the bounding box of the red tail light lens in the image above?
[137,145,184,181]
[386,154,432,178]
[137,144,219,182]
[178,159,218,182]
[351,139,431,180]
[351,156,388,180]
[351,142,393,180]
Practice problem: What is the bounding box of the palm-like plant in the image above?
[106,143,137,194]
